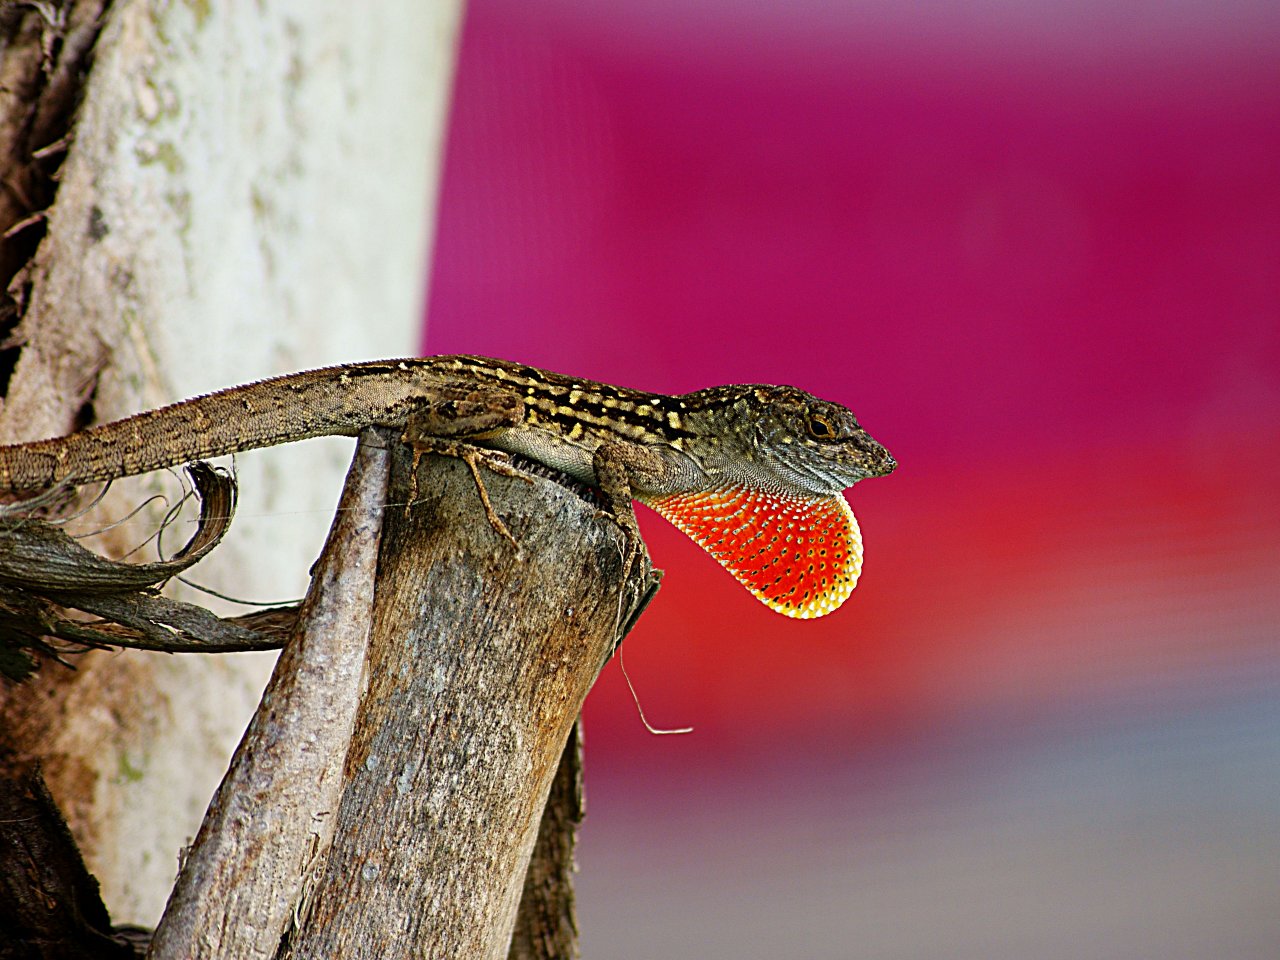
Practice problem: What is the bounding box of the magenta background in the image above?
[425,2,1280,956]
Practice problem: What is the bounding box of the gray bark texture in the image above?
[507,722,586,960]
[145,432,388,960]
[270,442,654,959]
[1,431,654,956]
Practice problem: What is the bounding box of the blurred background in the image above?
[424,1,1280,956]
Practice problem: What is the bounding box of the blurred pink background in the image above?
[425,2,1280,956]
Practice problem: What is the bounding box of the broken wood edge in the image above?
[145,430,390,960]
[279,437,658,959]
[0,464,293,679]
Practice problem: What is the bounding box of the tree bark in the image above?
[2,3,625,951]
[507,723,585,960]
[145,432,389,960]
[280,443,655,959]
[2,425,657,956]
[0,0,462,927]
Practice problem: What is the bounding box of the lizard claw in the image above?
[402,431,525,551]
[458,449,522,551]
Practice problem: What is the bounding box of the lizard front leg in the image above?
[400,387,530,547]
[590,440,677,577]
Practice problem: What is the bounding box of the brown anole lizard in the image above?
[0,355,895,617]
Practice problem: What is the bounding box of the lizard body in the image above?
[0,355,895,617]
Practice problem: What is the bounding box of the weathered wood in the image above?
[0,763,141,959]
[508,722,585,960]
[282,444,655,959]
[0,1,106,302]
[0,466,289,676]
[146,434,388,960]
[0,0,463,924]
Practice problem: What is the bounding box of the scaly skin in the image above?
[0,355,895,617]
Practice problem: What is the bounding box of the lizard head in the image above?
[681,384,896,496]
[646,383,895,617]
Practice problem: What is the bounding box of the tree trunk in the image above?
[0,0,463,929]
[144,431,388,960]
[280,443,654,958]
[103,434,651,957]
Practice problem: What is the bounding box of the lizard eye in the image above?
[806,413,835,440]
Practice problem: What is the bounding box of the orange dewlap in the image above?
[643,485,864,618]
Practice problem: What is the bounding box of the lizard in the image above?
[0,355,895,618]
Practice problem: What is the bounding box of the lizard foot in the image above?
[457,448,523,550]
[403,432,531,551]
